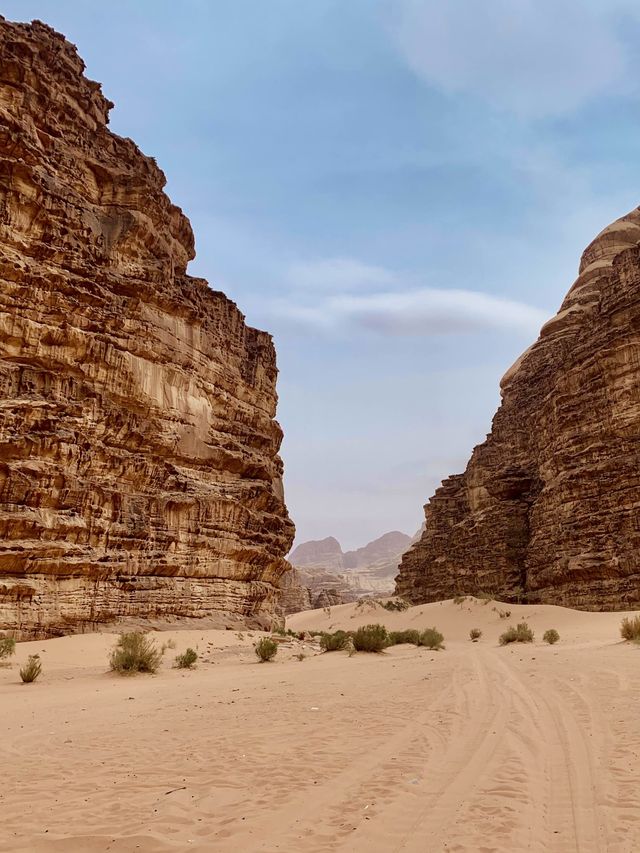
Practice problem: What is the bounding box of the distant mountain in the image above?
[343,531,412,571]
[282,531,414,614]
[288,536,344,570]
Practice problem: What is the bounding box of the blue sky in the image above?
[6,1,640,548]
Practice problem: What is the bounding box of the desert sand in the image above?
[2,598,640,853]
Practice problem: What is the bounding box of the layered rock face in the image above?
[0,18,294,638]
[397,208,640,611]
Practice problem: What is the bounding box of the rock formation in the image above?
[0,18,294,639]
[396,207,640,611]
[289,536,345,571]
[281,531,411,614]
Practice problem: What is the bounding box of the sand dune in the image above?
[2,598,640,852]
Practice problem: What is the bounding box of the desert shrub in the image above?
[477,592,493,604]
[388,629,421,646]
[469,628,482,642]
[419,627,444,650]
[175,647,198,669]
[498,609,512,619]
[543,629,559,645]
[620,615,640,642]
[255,637,278,662]
[20,654,42,683]
[296,653,306,661]
[320,630,349,652]
[109,631,163,674]
[382,598,410,612]
[499,622,534,645]
[453,595,467,605]
[0,637,16,659]
[352,624,389,652]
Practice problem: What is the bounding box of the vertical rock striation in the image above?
[0,18,294,638]
[396,208,640,611]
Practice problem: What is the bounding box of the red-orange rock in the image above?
[396,208,640,610]
[0,18,294,638]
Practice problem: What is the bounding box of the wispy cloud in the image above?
[267,258,549,337]
[391,0,638,119]
[287,257,398,292]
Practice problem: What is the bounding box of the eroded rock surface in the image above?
[396,208,640,611]
[0,18,294,638]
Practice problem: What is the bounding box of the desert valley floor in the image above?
[2,598,640,853]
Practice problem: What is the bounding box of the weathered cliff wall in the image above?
[0,17,294,638]
[396,208,640,611]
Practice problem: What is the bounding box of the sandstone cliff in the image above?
[0,18,294,638]
[396,208,640,611]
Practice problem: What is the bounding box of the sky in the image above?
[5,1,640,549]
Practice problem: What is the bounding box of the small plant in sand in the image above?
[255,637,278,662]
[382,598,410,612]
[0,636,16,660]
[296,652,306,661]
[320,630,350,652]
[497,609,512,619]
[469,628,482,642]
[419,627,444,650]
[352,624,389,653]
[175,647,198,669]
[453,595,467,606]
[620,615,640,642]
[477,592,493,604]
[109,631,163,674]
[499,622,534,645]
[388,629,421,646]
[20,654,42,683]
[543,629,560,645]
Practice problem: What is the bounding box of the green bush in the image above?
[469,628,482,642]
[20,654,42,683]
[320,630,349,652]
[499,622,534,645]
[109,632,163,674]
[352,624,388,652]
[543,629,560,645]
[175,647,198,669]
[388,629,421,646]
[0,637,16,659]
[620,615,640,642]
[419,627,444,650]
[255,637,278,662]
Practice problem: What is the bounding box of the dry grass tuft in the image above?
[109,632,163,674]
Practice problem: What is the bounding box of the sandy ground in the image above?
[2,597,640,852]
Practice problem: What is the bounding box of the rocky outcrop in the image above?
[396,207,640,611]
[276,567,312,616]
[0,18,294,639]
[281,531,411,614]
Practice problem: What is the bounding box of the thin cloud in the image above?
[330,288,549,335]
[270,257,550,336]
[287,257,398,292]
[391,0,637,119]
